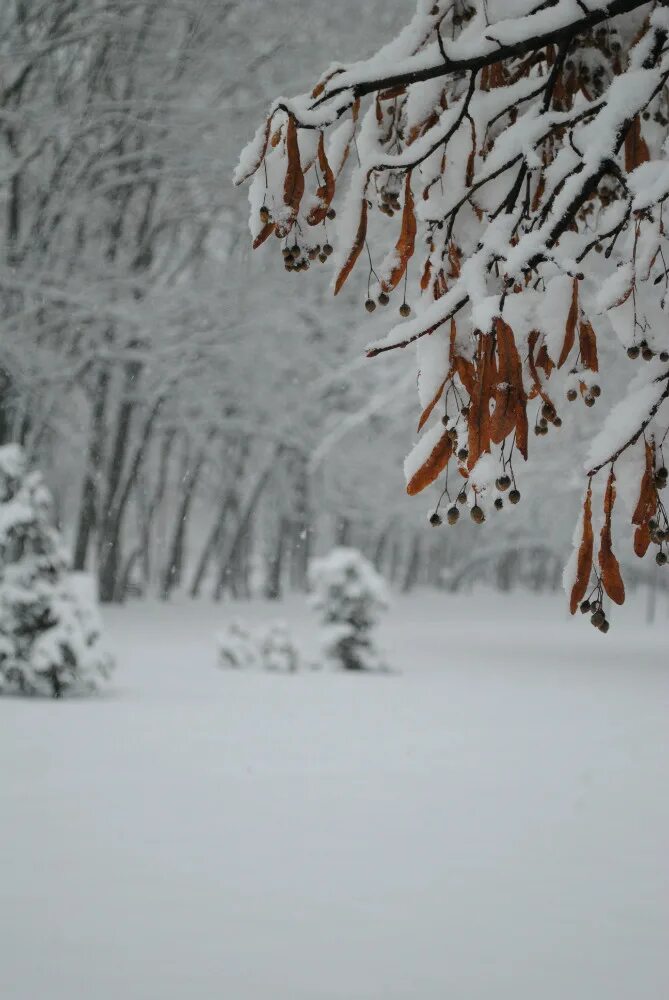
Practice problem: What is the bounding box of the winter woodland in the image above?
[4,0,668,620]
[1,4,668,999]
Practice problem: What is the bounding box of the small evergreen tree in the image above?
[261,621,300,672]
[0,446,113,697]
[217,620,259,669]
[309,547,388,670]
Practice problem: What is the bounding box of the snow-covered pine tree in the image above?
[309,548,388,670]
[261,621,300,672]
[236,1,669,629]
[0,446,113,697]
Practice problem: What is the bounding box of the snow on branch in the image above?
[236,0,669,628]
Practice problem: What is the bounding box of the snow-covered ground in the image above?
[1,589,668,1000]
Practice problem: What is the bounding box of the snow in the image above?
[1,590,668,1000]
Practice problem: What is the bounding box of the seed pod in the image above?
[457,490,467,505]
[656,551,668,565]
[470,505,485,524]
[580,600,591,614]
[378,292,390,306]
[446,506,459,525]
[508,489,521,504]
[399,303,411,318]
[591,608,605,627]
[497,475,511,491]
[660,352,669,362]
[457,447,468,461]
[591,385,601,398]
[494,497,504,510]
[365,299,376,313]
[326,208,336,220]
[429,512,442,527]
[642,347,654,361]
[627,345,640,359]
[259,205,270,223]
[323,243,333,256]
[599,620,610,633]
[567,388,578,402]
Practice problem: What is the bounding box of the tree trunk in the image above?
[161,440,208,600]
[73,365,109,571]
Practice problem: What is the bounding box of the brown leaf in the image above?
[624,115,650,174]
[417,375,449,433]
[334,198,368,295]
[447,242,461,279]
[557,277,579,368]
[406,432,452,496]
[307,132,336,226]
[634,522,652,558]
[578,318,599,373]
[490,318,526,447]
[284,116,304,218]
[536,344,554,377]
[311,68,345,100]
[632,441,657,527]
[569,485,594,614]
[599,471,625,605]
[467,333,495,470]
[420,255,432,292]
[252,221,275,249]
[381,172,417,292]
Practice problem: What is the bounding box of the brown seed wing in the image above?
[406,432,453,496]
[569,485,594,614]
[334,199,368,295]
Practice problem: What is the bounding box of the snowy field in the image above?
[1,589,668,1000]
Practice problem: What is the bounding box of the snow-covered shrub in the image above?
[309,547,388,671]
[0,446,113,697]
[217,621,259,670]
[260,621,299,672]
[217,619,301,672]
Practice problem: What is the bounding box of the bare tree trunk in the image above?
[73,365,109,571]
[161,437,209,600]
[401,533,421,593]
[189,492,236,598]
[212,458,276,601]
[265,517,290,600]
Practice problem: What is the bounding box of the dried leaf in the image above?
[578,318,599,373]
[634,522,652,558]
[284,116,304,218]
[406,432,452,496]
[557,277,578,369]
[381,172,417,292]
[334,198,368,295]
[624,115,650,174]
[569,485,594,613]
[490,318,526,446]
[420,255,432,292]
[632,441,657,527]
[599,471,625,605]
[307,132,335,226]
[467,333,495,470]
[252,221,275,249]
[417,375,449,433]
